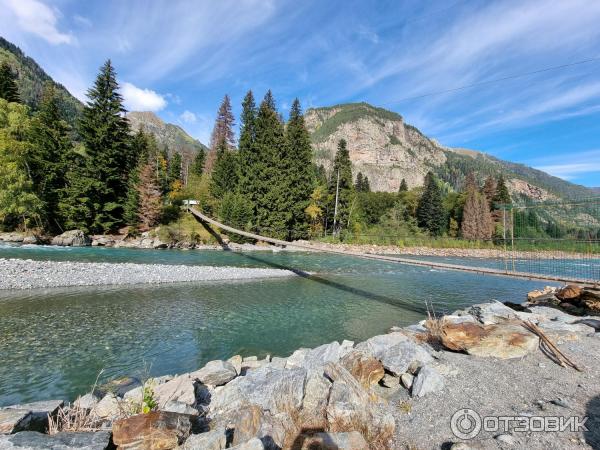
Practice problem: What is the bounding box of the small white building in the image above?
[183,199,200,206]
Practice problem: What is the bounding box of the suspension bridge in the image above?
[188,207,599,286]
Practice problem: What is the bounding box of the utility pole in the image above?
[333,168,340,236]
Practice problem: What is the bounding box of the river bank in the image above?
[1,230,595,260]
[0,258,296,290]
[1,293,599,449]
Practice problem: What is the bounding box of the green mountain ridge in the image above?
[0,36,83,127]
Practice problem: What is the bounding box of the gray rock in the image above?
[381,373,399,388]
[209,366,306,417]
[284,348,310,369]
[51,230,91,247]
[1,400,64,433]
[467,301,518,325]
[91,393,120,419]
[0,410,31,434]
[400,373,414,389]
[299,372,332,428]
[361,337,433,376]
[74,394,99,410]
[0,431,111,449]
[229,438,264,450]
[550,397,571,409]
[411,366,444,398]
[340,340,355,357]
[269,357,287,369]
[495,433,518,445]
[228,355,243,375]
[162,401,198,415]
[153,374,196,406]
[302,342,343,370]
[182,428,227,450]
[355,332,408,356]
[304,431,369,449]
[191,360,237,386]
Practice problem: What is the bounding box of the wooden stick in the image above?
[522,320,583,371]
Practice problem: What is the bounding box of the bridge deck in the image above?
[188,207,596,286]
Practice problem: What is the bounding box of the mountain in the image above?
[126,111,208,164]
[305,102,594,201]
[0,37,82,126]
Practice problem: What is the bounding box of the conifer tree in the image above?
[328,139,354,234]
[237,90,257,197]
[206,95,235,172]
[461,180,493,240]
[210,140,239,199]
[190,149,206,177]
[493,174,511,205]
[28,82,72,231]
[283,98,315,239]
[0,62,19,103]
[123,129,151,227]
[169,152,183,187]
[399,178,408,192]
[416,172,445,235]
[483,175,497,208]
[63,60,133,232]
[363,176,370,192]
[137,161,163,230]
[355,173,364,191]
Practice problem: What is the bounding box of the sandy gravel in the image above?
[0,258,296,290]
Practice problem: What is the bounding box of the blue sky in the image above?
[1,0,600,187]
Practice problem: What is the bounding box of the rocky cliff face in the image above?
[306,103,446,191]
[126,111,208,164]
[306,103,594,200]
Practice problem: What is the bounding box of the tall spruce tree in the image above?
[28,82,72,231]
[190,149,206,177]
[123,129,151,227]
[461,180,493,240]
[210,140,239,199]
[283,98,315,239]
[416,172,445,235]
[355,173,364,191]
[399,178,408,192]
[137,161,163,230]
[328,139,354,234]
[362,176,370,192]
[483,175,497,208]
[493,174,511,205]
[63,60,133,232]
[0,62,19,103]
[168,152,183,187]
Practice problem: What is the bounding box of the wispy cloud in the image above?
[179,110,196,124]
[121,82,167,112]
[2,0,75,45]
[530,149,600,180]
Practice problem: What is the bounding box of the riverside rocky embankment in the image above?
[1,288,599,450]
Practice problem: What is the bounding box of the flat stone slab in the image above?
[0,410,31,435]
[1,400,64,434]
[0,431,111,449]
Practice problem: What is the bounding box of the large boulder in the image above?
[0,431,111,449]
[91,393,120,420]
[112,411,192,449]
[153,374,197,407]
[411,366,445,397]
[51,230,91,247]
[182,428,227,450]
[298,372,332,428]
[439,322,539,359]
[191,360,237,386]
[556,285,583,301]
[467,301,519,325]
[285,342,343,370]
[1,400,63,433]
[339,350,385,389]
[209,366,306,418]
[298,431,369,450]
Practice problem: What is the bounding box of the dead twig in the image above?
[522,320,583,372]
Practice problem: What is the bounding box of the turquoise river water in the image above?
[0,244,559,406]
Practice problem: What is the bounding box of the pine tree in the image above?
[63,60,133,232]
[493,174,511,205]
[168,152,183,187]
[28,83,72,231]
[363,176,370,192]
[206,94,235,172]
[190,149,206,177]
[461,181,493,240]
[237,90,257,193]
[210,140,239,199]
[416,172,446,235]
[283,98,315,239]
[399,178,408,192]
[137,161,163,230]
[355,173,364,191]
[328,139,354,234]
[483,175,497,208]
[0,62,19,103]
[123,129,151,227]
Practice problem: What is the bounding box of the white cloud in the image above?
[531,150,600,180]
[73,15,92,28]
[121,82,167,112]
[180,110,197,123]
[3,0,74,45]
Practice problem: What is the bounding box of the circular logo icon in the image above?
[450,408,482,440]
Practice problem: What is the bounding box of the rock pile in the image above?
[527,285,600,316]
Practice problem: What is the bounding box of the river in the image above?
[0,244,555,406]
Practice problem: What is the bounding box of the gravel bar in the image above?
[0,258,297,290]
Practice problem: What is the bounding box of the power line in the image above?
[390,56,600,104]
